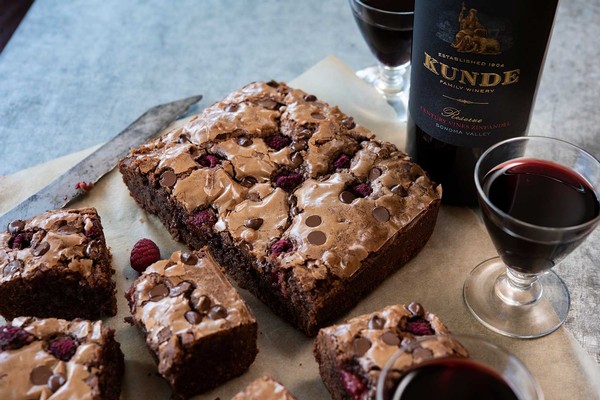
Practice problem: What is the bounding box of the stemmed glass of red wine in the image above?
[464,136,600,338]
[349,0,414,118]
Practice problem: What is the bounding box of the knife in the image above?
[0,95,202,228]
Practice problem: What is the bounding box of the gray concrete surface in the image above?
[0,0,598,362]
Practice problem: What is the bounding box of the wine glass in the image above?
[348,0,414,119]
[464,136,600,338]
[376,335,544,400]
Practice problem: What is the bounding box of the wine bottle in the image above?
[406,0,559,205]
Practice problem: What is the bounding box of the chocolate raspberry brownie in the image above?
[119,81,442,336]
[125,249,258,399]
[0,208,117,320]
[232,376,298,400]
[313,303,468,400]
[0,317,124,400]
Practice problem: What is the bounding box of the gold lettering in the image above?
[503,69,520,85]
[459,70,479,86]
[423,52,439,75]
[440,64,459,80]
[480,73,502,87]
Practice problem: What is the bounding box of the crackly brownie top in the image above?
[231,376,298,400]
[0,208,110,285]
[0,317,110,400]
[122,81,441,282]
[319,303,467,397]
[127,249,255,373]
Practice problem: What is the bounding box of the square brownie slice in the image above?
[119,81,441,336]
[0,208,117,320]
[125,249,258,399]
[0,317,124,400]
[232,376,298,400]
[314,303,467,400]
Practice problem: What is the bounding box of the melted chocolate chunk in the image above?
[7,220,25,234]
[169,281,193,297]
[32,242,50,257]
[180,252,198,265]
[368,315,385,330]
[353,337,372,357]
[238,137,253,147]
[339,191,356,204]
[372,206,390,222]
[245,218,264,230]
[160,170,177,188]
[185,310,203,324]
[85,240,101,258]
[381,332,400,346]
[149,284,169,302]
[369,167,382,181]
[192,295,212,313]
[391,184,409,197]
[3,260,23,277]
[304,94,317,102]
[30,366,53,386]
[156,327,172,343]
[48,373,66,392]
[240,176,258,188]
[225,103,239,112]
[208,305,228,320]
[307,231,327,246]
[310,112,326,120]
[407,302,425,317]
[305,215,322,227]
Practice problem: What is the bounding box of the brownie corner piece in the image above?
[232,375,298,400]
[0,317,124,400]
[314,303,467,400]
[0,208,117,320]
[126,249,258,398]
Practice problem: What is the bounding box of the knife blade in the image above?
[0,95,202,228]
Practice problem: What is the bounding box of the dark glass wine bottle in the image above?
[406,0,559,205]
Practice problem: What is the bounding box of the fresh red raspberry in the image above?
[333,153,352,169]
[130,238,161,273]
[405,316,434,336]
[274,171,303,192]
[48,337,78,361]
[10,231,33,250]
[198,154,222,168]
[340,370,367,398]
[350,183,372,198]
[270,239,293,256]
[264,135,292,150]
[186,209,217,230]
[0,325,34,351]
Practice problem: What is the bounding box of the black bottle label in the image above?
[409,0,558,148]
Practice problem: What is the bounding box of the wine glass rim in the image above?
[474,135,600,233]
[375,333,544,400]
[351,0,415,16]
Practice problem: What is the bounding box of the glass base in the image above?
[356,64,409,121]
[463,257,570,339]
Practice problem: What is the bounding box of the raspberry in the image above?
[198,154,222,168]
[48,337,78,361]
[350,183,372,198]
[186,209,217,230]
[405,316,434,336]
[274,171,303,192]
[271,239,293,256]
[10,231,34,250]
[340,370,367,398]
[84,220,102,239]
[130,238,161,273]
[264,135,291,150]
[333,153,351,169]
[0,325,34,351]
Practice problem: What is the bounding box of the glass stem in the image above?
[494,268,543,306]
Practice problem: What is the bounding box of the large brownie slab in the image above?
[119,81,441,335]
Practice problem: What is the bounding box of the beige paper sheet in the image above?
[1,56,599,400]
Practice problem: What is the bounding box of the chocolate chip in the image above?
[369,167,382,181]
[341,117,356,130]
[381,332,400,346]
[192,295,211,312]
[156,327,172,343]
[7,220,25,234]
[178,133,191,144]
[305,215,322,227]
[30,366,53,385]
[407,302,425,317]
[244,218,264,230]
[32,242,50,257]
[413,347,434,360]
[238,137,253,147]
[339,191,356,204]
[180,252,198,265]
[368,315,385,330]
[258,100,278,109]
[149,284,169,302]
[224,103,239,112]
[180,332,195,346]
[290,153,303,168]
[240,176,257,188]
[391,184,409,197]
[297,128,312,140]
[307,231,327,246]
[184,311,203,324]
[84,240,101,258]
[208,305,228,320]
[169,281,193,297]
[57,224,78,234]
[304,94,317,102]
[290,141,307,152]
[372,206,390,222]
[352,337,372,357]
[310,112,325,120]
[266,80,279,88]
[47,374,66,392]
[160,170,177,188]
[3,260,23,277]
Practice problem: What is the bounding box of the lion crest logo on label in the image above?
[452,1,501,55]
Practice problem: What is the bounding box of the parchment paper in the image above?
[1,56,599,400]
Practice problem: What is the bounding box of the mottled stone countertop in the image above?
[0,0,598,363]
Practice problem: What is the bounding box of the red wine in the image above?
[482,159,600,273]
[392,358,519,400]
[351,0,414,67]
[406,0,559,205]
